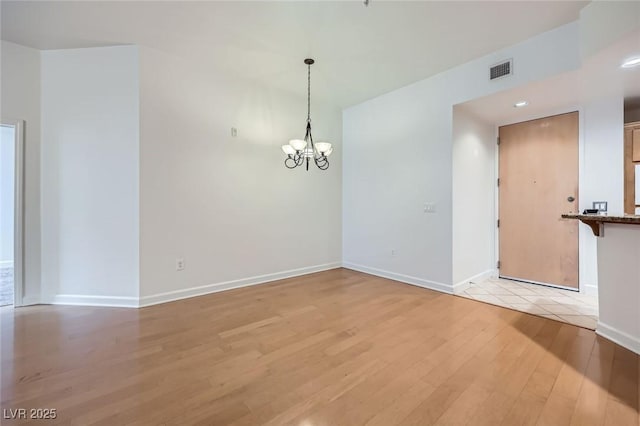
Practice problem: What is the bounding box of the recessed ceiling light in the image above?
[622,57,640,68]
[514,101,529,108]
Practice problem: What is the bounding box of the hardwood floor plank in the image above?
[602,344,640,426]
[1,268,638,425]
[568,336,615,426]
[535,329,597,426]
[461,318,562,426]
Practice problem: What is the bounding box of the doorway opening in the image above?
[452,85,598,329]
[1,121,23,308]
[1,124,16,306]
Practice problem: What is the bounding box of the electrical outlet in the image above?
[176,258,185,271]
[231,127,238,137]
[423,203,436,213]
[592,201,607,212]
[391,249,397,256]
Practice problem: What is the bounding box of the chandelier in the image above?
[281,58,332,170]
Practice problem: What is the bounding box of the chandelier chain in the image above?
[307,63,311,122]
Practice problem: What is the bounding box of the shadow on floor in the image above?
[509,310,638,416]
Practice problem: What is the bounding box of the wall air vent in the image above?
[490,59,512,80]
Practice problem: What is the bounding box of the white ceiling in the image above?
[1,1,588,108]
[458,29,640,125]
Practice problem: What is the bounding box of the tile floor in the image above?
[455,276,598,330]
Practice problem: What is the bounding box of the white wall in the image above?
[342,76,455,290]
[452,107,496,288]
[579,97,624,293]
[6,0,635,308]
[597,224,640,355]
[40,46,140,304]
[1,41,41,303]
[0,125,15,264]
[138,47,342,303]
[343,22,581,291]
[579,1,640,60]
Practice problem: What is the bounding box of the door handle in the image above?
[567,196,575,202]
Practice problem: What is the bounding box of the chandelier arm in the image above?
[285,156,298,169]
[310,138,316,157]
[307,122,318,157]
[306,122,312,143]
[315,156,329,170]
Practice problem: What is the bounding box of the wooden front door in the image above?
[498,112,579,289]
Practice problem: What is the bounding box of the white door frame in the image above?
[2,119,25,307]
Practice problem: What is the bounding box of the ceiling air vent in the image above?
[490,59,512,80]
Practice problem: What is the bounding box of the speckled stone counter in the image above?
[561,214,640,236]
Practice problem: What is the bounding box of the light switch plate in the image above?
[423,203,436,213]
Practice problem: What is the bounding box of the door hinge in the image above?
[496,260,501,269]
[497,219,500,228]
[497,178,500,187]
[497,136,500,145]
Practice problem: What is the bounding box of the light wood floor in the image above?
[1,268,639,425]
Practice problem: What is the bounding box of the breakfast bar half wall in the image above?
[563,214,640,354]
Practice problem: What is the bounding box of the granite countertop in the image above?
[561,214,640,236]
[561,214,640,224]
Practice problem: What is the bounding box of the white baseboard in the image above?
[43,294,139,308]
[32,263,341,309]
[139,262,342,307]
[596,321,640,355]
[584,284,598,296]
[342,262,453,294]
[452,269,495,293]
